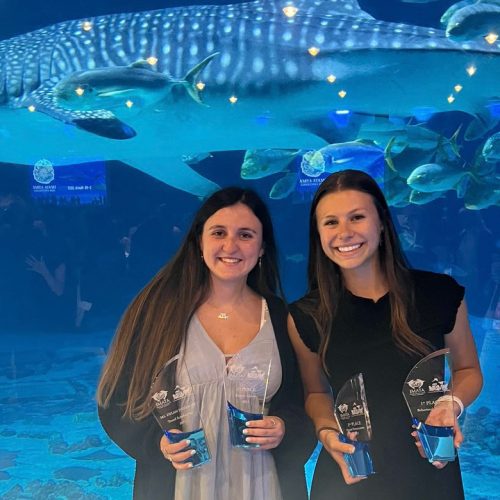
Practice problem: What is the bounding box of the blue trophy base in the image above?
[166,428,211,467]
[338,433,375,477]
[226,401,263,448]
[412,418,456,462]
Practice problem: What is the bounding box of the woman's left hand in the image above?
[411,403,463,469]
[243,416,285,450]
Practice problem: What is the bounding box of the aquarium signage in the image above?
[295,150,331,193]
[30,159,107,205]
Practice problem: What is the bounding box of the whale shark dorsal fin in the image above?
[129,60,155,70]
[254,0,374,19]
[183,52,220,105]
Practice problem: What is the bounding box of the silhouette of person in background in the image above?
[0,193,72,332]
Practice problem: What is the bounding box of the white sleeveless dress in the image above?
[174,300,283,500]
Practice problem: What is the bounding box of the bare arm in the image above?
[287,314,364,484]
[445,299,483,413]
[25,256,66,296]
[414,299,483,466]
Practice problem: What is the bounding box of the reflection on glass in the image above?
[224,340,273,448]
[151,355,211,467]
[402,348,456,462]
[334,373,375,477]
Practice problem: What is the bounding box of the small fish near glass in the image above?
[402,348,456,462]
[151,355,211,467]
[224,340,273,448]
[334,373,375,477]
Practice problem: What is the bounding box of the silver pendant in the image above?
[218,312,229,320]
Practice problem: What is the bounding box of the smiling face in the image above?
[315,189,383,277]
[200,202,264,285]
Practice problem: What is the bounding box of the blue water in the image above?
[1,0,499,498]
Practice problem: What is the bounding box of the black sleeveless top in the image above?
[290,270,465,500]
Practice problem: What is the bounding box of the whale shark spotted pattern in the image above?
[0,0,498,196]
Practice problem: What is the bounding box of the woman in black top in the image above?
[288,170,482,499]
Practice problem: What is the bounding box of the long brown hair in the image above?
[96,187,281,419]
[298,169,431,372]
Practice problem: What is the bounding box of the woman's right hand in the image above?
[160,432,197,470]
[319,428,367,485]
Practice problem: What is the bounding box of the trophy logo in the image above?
[172,385,191,401]
[338,403,349,414]
[228,363,245,377]
[351,402,364,416]
[338,403,350,420]
[152,390,170,408]
[247,366,265,380]
[428,378,447,393]
[407,378,425,396]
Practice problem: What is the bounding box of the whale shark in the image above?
[0,0,499,197]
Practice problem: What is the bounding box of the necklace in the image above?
[205,296,244,320]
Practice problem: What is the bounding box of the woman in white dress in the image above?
[97,187,314,500]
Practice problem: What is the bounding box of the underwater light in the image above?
[454,84,463,93]
[326,74,337,83]
[411,106,436,122]
[282,5,298,18]
[338,90,347,98]
[308,47,320,56]
[125,100,134,108]
[487,101,500,118]
[81,21,93,32]
[336,109,350,115]
[447,95,455,103]
[146,56,158,66]
[196,81,206,91]
[229,95,238,104]
[75,87,85,96]
[484,33,498,45]
[28,105,36,112]
[466,65,477,76]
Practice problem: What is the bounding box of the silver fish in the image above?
[463,177,500,208]
[406,163,472,194]
[269,172,299,199]
[54,55,218,111]
[443,1,500,40]
[482,132,500,162]
[0,0,499,197]
[241,149,300,179]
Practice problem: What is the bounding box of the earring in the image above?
[201,252,204,260]
[258,256,262,268]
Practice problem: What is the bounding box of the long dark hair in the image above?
[299,169,431,372]
[97,187,281,419]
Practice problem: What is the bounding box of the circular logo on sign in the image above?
[33,159,55,184]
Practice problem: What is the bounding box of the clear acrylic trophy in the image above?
[402,348,456,462]
[334,373,375,477]
[224,340,273,448]
[151,354,211,467]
